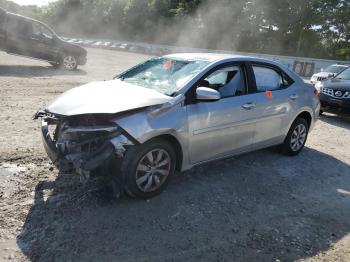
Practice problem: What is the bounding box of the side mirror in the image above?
[196,87,221,101]
[328,73,335,78]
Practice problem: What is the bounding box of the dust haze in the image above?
[2,0,348,59]
[33,0,325,58]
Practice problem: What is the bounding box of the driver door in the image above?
[28,21,55,61]
[186,63,259,164]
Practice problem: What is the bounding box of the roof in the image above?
[165,52,304,84]
[165,53,248,62]
[164,53,284,67]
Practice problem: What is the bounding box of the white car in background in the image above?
[310,64,349,84]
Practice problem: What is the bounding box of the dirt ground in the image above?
[0,48,350,262]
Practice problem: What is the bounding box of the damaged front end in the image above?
[33,111,134,181]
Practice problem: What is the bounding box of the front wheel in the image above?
[61,55,78,70]
[280,117,309,156]
[115,139,176,199]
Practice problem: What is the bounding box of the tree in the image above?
[7,0,349,60]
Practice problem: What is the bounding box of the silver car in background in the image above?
[34,53,320,198]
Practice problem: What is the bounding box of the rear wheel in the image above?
[114,139,176,199]
[280,117,309,156]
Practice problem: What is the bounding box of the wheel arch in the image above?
[58,48,78,60]
[145,134,183,171]
[296,111,312,128]
[284,109,313,139]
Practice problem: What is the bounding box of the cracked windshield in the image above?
[119,58,210,95]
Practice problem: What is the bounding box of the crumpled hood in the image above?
[321,78,350,90]
[47,80,172,116]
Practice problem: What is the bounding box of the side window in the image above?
[198,66,246,98]
[281,71,294,87]
[253,66,283,92]
[6,16,19,33]
[206,70,229,87]
[6,16,32,37]
[32,22,53,39]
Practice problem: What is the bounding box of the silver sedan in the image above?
[34,53,320,198]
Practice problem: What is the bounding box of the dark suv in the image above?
[0,8,86,70]
[316,67,350,114]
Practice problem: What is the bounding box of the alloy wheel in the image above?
[290,123,307,151]
[135,148,171,193]
[62,55,77,70]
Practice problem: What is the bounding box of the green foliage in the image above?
[1,0,349,60]
[0,0,42,19]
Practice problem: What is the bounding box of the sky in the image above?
[10,0,57,6]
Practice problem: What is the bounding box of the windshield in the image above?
[335,67,350,80]
[117,58,210,96]
[324,65,347,74]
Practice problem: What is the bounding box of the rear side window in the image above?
[6,15,33,36]
[253,66,294,92]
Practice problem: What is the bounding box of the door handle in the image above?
[242,103,256,110]
[289,94,298,100]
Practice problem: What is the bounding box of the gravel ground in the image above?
[0,48,349,262]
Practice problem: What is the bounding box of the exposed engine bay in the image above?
[34,111,135,183]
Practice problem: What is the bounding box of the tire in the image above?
[114,138,176,199]
[60,54,78,70]
[280,117,309,156]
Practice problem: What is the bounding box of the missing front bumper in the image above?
[40,120,133,178]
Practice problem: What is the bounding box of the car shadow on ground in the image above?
[17,147,350,261]
[320,113,350,130]
[0,65,86,77]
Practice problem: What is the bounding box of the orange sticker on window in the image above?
[164,59,173,69]
[265,90,273,99]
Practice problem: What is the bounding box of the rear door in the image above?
[5,14,33,56]
[249,64,297,148]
